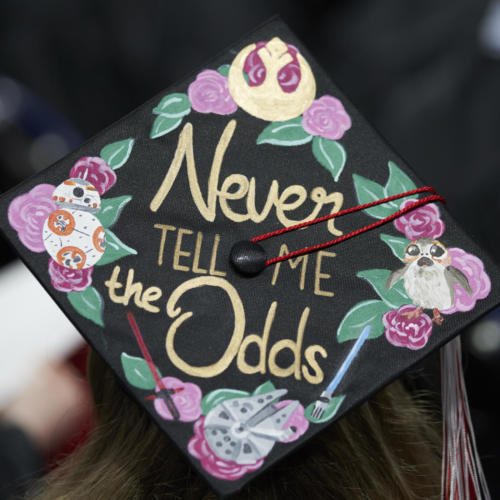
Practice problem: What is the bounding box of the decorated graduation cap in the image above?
[0,18,498,498]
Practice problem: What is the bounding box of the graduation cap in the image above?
[0,18,498,498]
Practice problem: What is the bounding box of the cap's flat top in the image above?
[0,18,498,497]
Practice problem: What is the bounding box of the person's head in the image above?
[29,348,441,500]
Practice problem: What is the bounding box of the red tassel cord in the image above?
[252,187,445,266]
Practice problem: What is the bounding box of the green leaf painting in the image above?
[97,195,132,228]
[217,64,231,77]
[257,117,312,146]
[201,380,279,415]
[100,138,135,170]
[385,161,417,197]
[337,300,392,343]
[96,229,137,266]
[218,64,249,83]
[152,93,191,118]
[352,173,393,219]
[150,92,191,139]
[312,136,346,182]
[150,115,183,139]
[305,395,345,423]
[353,161,419,219]
[252,381,277,396]
[67,286,104,327]
[201,388,250,415]
[357,269,410,309]
[380,233,410,261]
[121,353,161,390]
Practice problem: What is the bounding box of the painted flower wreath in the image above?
[149,38,352,182]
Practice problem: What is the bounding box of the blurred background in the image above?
[0,0,499,497]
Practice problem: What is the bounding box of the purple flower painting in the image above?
[394,200,445,241]
[302,95,352,141]
[8,184,57,252]
[442,248,491,314]
[48,258,93,292]
[383,305,433,350]
[154,377,202,423]
[70,156,116,195]
[188,70,237,115]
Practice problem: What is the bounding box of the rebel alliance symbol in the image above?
[228,37,316,122]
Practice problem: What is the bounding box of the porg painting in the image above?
[386,238,472,325]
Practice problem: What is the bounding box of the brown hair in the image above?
[29,349,442,500]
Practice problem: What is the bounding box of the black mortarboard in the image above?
[0,18,498,498]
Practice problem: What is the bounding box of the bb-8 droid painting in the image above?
[43,178,106,269]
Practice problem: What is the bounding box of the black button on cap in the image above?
[230,240,267,276]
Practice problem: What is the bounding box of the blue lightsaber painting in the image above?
[311,325,371,421]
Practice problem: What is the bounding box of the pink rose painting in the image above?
[188,70,237,115]
[48,258,93,292]
[70,156,116,195]
[188,416,264,481]
[442,248,491,314]
[8,184,57,252]
[154,377,202,423]
[243,41,301,93]
[302,95,352,141]
[394,200,445,240]
[383,305,433,350]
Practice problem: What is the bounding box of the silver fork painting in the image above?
[311,325,371,421]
